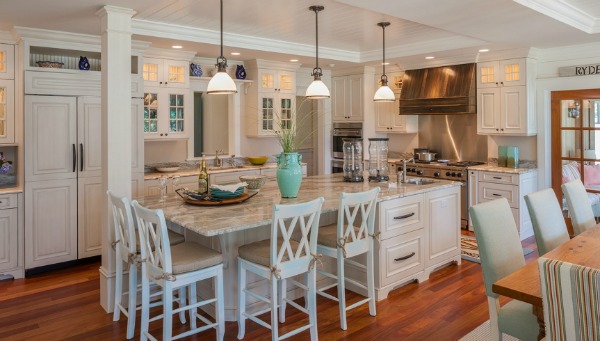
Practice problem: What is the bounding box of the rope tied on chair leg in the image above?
[309,253,323,270]
[111,239,120,250]
[132,257,146,267]
[270,266,282,279]
[337,237,349,258]
[127,253,140,266]
[154,272,177,281]
[368,231,381,243]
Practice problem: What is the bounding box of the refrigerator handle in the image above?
[72,144,77,173]
[80,143,84,172]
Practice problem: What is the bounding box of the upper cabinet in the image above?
[374,73,417,133]
[332,75,364,122]
[245,60,300,137]
[476,58,536,136]
[0,44,15,144]
[142,58,189,88]
[143,88,189,140]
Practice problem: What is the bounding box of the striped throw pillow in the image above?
[562,162,581,183]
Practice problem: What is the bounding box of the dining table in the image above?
[492,226,600,340]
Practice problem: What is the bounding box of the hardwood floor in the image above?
[0,236,538,341]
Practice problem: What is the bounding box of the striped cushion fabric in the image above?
[538,258,600,340]
[562,162,581,183]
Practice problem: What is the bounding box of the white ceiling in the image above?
[0,0,599,71]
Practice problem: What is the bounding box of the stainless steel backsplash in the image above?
[418,114,488,162]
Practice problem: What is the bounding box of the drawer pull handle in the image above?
[493,177,502,179]
[492,193,502,197]
[395,252,416,262]
[394,212,415,220]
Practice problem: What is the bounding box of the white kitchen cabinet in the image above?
[476,58,536,136]
[77,97,102,178]
[245,60,300,137]
[0,44,15,80]
[144,175,199,196]
[475,169,538,240]
[375,98,417,133]
[211,169,261,185]
[143,88,190,140]
[0,79,15,144]
[332,75,364,122]
[371,185,461,300]
[142,58,189,88]
[77,176,102,258]
[0,193,18,276]
[25,179,78,269]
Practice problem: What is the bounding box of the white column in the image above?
[228,84,243,156]
[96,5,134,312]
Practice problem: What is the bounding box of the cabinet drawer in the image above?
[0,193,18,209]
[478,182,518,208]
[378,194,424,239]
[479,172,518,185]
[378,230,424,286]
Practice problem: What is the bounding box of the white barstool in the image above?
[237,197,324,341]
[108,191,187,339]
[316,187,379,330]
[132,200,225,341]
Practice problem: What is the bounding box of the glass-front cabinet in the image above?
[143,88,188,140]
[0,44,15,80]
[254,94,294,136]
[0,81,15,144]
[142,58,189,88]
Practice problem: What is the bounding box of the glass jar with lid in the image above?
[342,138,363,182]
[368,138,389,182]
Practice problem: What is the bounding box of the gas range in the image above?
[394,160,485,182]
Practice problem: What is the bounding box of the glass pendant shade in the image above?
[208,0,237,95]
[374,21,394,102]
[306,5,330,99]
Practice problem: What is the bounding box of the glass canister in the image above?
[368,138,389,182]
[343,138,364,182]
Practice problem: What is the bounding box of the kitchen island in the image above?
[136,174,462,320]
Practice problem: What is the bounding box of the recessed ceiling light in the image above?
[425,56,435,60]
[172,45,183,49]
[231,52,241,56]
[290,59,299,62]
[479,49,490,52]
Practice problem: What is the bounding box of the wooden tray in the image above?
[181,192,257,206]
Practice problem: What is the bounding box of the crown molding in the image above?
[537,42,600,63]
[132,19,360,63]
[0,31,15,44]
[244,59,301,71]
[514,0,599,34]
[13,26,101,48]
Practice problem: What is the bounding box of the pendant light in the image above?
[306,5,330,99]
[374,22,395,102]
[207,0,237,94]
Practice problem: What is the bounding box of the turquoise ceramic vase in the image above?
[276,152,303,198]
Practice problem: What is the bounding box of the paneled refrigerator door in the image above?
[77,97,102,178]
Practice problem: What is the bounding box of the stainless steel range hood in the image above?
[399,63,476,115]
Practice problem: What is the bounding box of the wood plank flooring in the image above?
[0,235,538,341]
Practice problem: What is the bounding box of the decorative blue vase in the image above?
[190,63,203,77]
[78,56,90,70]
[276,152,303,198]
[235,65,246,80]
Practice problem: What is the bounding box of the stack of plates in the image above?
[210,187,244,199]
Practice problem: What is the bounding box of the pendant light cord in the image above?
[315,8,319,70]
[377,22,390,86]
[220,0,224,58]
[382,23,386,76]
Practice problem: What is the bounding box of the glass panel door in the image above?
[144,92,158,133]
[169,94,184,132]
[0,86,5,137]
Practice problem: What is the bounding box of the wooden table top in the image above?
[493,226,600,307]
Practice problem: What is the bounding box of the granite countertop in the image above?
[136,173,461,237]
[144,163,280,180]
[469,164,537,174]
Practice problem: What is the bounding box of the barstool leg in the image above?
[113,258,123,322]
[163,285,174,341]
[189,284,197,329]
[237,262,246,340]
[140,271,150,341]
[367,242,376,317]
[278,278,286,323]
[270,276,279,341]
[216,267,225,341]
[178,287,187,324]
[337,249,347,331]
[126,263,137,339]
[308,267,318,341]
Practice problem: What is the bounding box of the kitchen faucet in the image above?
[401,158,415,183]
[227,155,239,168]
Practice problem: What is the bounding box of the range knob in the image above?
[451,172,456,177]
[410,168,416,172]
[457,172,463,178]
[446,171,451,176]
[434,172,440,177]
[416,170,424,176]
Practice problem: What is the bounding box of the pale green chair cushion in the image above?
[170,242,223,275]
[562,179,596,235]
[524,188,570,255]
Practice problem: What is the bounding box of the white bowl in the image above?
[239,175,267,190]
[155,166,180,173]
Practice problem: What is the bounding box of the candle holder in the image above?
[368,138,389,182]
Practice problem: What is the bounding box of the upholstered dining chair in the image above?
[315,187,380,330]
[538,258,600,340]
[469,198,538,341]
[524,188,570,256]
[237,197,324,341]
[108,191,186,339]
[132,200,225,341]
[562,179,597,235]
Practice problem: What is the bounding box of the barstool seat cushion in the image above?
[137,229,185,252]
[317,223,359,248]
[238,238,303,267]
[170,242,223,275]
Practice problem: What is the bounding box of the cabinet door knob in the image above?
[500,82,504,85]
[496,128,499,131]
[501,129,504,131]
[160,81,163,85]
[165,133,168,136]
[495,82,499,85]
[160,133,164,136]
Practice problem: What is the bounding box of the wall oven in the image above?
[332,122,362,173]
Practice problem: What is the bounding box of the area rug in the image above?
[459,320,521,341]
[460,235,534,263]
